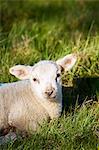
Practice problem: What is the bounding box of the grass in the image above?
[0,0,99,149]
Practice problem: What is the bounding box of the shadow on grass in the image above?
[62,77,99,112]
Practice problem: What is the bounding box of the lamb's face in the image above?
[30,61,62,102]
[9,54,77,103]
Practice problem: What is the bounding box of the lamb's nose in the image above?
[45,87,55,97]
[45,90,53,96]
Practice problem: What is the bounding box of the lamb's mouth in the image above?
[44,94,57,101]
[48,95,58,102]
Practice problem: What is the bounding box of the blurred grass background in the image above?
[0,0,99,149]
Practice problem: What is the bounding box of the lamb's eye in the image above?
[33,78,39,83]
[57,73,61,78]
[55,73,61,82]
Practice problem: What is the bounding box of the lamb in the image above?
[0,54,77,135]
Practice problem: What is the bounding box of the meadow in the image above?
[0,0,99,149]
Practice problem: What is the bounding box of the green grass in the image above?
[0,0,99,149]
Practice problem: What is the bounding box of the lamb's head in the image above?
[9,54,77,103]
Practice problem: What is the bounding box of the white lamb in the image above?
[0,54,77,134]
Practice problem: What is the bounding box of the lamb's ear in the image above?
[56,54,77,72]
[9,65,32,80]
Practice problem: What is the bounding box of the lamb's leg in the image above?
[8,110,29,137]
[0,99,8,130]
[8,103,38,135]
